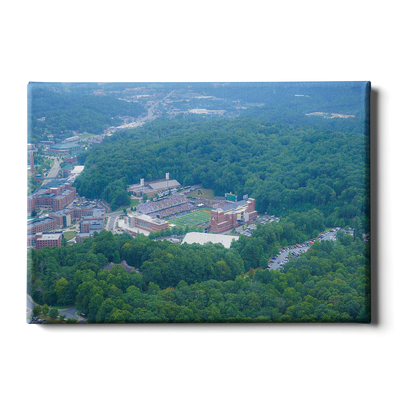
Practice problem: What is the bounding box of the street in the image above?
[41,157,61,186]
[112,90,176,131]
[26,295,36,320]
[27,295,87,323]
[106,211,123,233]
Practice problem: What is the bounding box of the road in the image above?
[106,211,123,233]
[41,157,61,185]
[26,295,36,320]
[112,90,177,130]
[27,295,87,323]
[57,306,87,323]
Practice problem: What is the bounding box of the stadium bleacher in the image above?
[138,194,188,214]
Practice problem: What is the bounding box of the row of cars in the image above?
[269,243,312,269]
[28,316,48,324]
[235,214,282,237]
[267,227,350,269]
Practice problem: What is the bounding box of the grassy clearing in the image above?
[63,231,76,240]
[115,198,140,213]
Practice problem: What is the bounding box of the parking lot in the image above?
[268,227,350,270]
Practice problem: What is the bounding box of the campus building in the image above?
[46,142,82,155]
[210,198,257,233]
[127,212,169,233]
[182,232,239,249]
[27,217,57,235]
[75,207,106,243]
[34,232,63,250]
[28,179,76,213]
[27,231,63,249]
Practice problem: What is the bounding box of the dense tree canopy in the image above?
[74,117,369,229]
[27,228,370,323]
[27,83,370,324]
[27,86,146,141]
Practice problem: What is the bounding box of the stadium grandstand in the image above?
[149,202,196,219]
[138,194,189,215]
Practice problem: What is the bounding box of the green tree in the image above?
[32,305,42,316]
[88,294,104,321]
[271,308,282,320]
[54,277,69,305]
[270,244,279,257]
[49,308,59,319]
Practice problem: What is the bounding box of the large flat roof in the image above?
[182,232,239,248]
[149,180,180,191]
[129,212,167,225]
[37,233,62,240]
[50,143,82,150]
[219,200,248,212]
[71,165,84,174]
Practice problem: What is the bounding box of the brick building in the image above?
[27,231,62,249]
[210,198,257,233]
[48,205,105,230]
[75,206,106,242]
[27,217,56,235]
[28,179,76,213]
[52,188,76,210]
[34,232,62,250]
[128,212,169,233]
[64,155,77,163]
[48,209,74,229]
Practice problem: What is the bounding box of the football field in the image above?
[168,208,211,228]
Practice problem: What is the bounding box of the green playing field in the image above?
[168,209,211,228]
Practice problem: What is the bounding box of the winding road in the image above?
[26,295,87,324]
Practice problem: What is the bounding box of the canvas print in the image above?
[27,82,371,324]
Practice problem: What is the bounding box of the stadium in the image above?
[127,176,257,234]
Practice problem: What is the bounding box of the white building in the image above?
[181,232,239,249]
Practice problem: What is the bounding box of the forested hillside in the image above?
[74,118,369,230]
[27,228,370,323]
[27,85,146,141]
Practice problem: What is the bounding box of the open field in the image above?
[168,208,211,228]
[63,231,76,241]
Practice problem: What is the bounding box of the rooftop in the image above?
[129,211,167,225]
[149,180,180,191]
[182,232,239,249]
[37,233,62,241]
[28,217,55,228]
[54,189,73,200]
[71,165,84,174]
[50,143,82,150]
[219,200,248,212]
[81,208,105,219]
